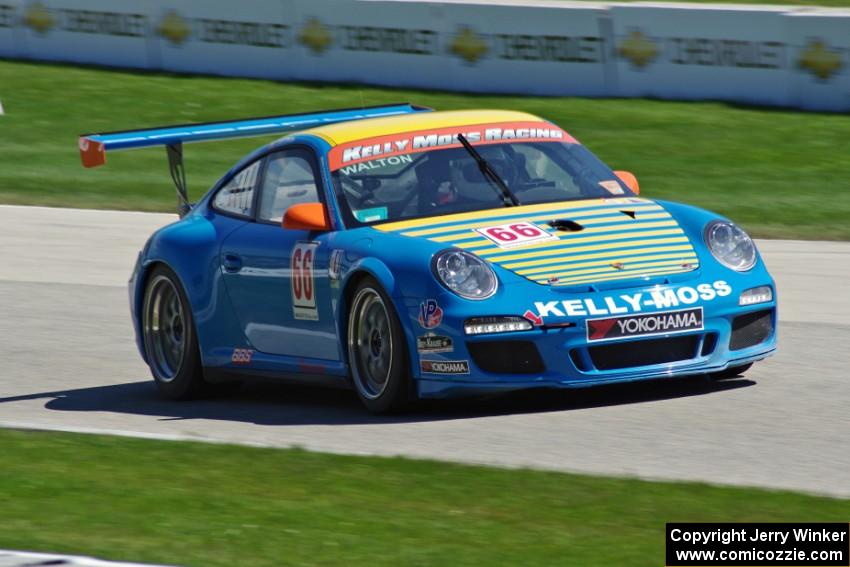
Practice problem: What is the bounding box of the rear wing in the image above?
[78,103,431,216]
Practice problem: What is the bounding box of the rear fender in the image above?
[132,213,246,366]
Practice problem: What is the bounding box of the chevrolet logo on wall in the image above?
[158,11,190,46]
[299,17,332,55]
[619,29,658,69]
[798,39,843,81]
[450,26,488,64]
[24,2,54,35]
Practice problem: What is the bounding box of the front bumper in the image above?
[402,273,777,399]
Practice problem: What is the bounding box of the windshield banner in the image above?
[328,121,577,171]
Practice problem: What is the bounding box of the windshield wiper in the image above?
[456,134,519,207]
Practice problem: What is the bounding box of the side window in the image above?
[213,160,262,217]
[258,149,321,223]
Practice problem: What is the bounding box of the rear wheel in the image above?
[711,363,753,380]
[142,265,207,399]
[347,277,410,413]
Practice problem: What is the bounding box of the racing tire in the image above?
[347,277,411,414]
[142,265,209,400]
[710,363,753,381]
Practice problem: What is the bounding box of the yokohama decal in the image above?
[587,307,703,342]
[328,121,577,171]
[420,359,470,375]
[291,241,319,321]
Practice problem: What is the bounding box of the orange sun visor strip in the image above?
[327,121,578,172]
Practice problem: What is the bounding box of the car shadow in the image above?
[0,374,755,426]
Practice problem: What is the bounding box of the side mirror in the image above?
[614,170,640,195]
[282,202,331,231]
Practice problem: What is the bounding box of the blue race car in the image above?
[80,104,777,413]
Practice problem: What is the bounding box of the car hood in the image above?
[373,197,700,286]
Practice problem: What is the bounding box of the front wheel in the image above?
[710,363,753,380]
[347,278,410,413]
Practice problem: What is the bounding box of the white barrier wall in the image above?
[0,0,848,111]
[611,3,793,107]
[785,9,850,111]
[152,1,295,79]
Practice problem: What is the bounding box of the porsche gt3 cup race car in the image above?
[79,103,777,413]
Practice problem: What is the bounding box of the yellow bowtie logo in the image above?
[450,27,488,64]
[24,2,54,35]
[619,30,658,69]
[798,39,843,81]
[299,17,333,55]
[158,11,190,46]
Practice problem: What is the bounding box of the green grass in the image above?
[0,429,847,567]
[1,59,849,239]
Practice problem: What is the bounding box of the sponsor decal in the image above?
[475,222,558,249]
[231,348,254,365]
[523,309,543,326]
[495,33,604,63]
[599,180,625,195]
[798,39,843,81]
[619,30,658,69]
[23,3,153,38]
[667,37,785,69]
[417,334,454,354]
[328,249,344,281]
[299,17,333,54]
[0,5,17,29]
[158,10,289,48]
[23,2,53,34]
[619,27,788,71]
[450,26,488,64]
[339,25,437,55]
[418,299,444,329]
[531,280,731,322]
[291,241,319,321]
[60,9,147,38]
[353,206,388,223]
[328,121,576,171]
[339,155,413,175]
[587,307,703,342]
[421,359,470,375]
[447,26,608,65]
[158,11,189,44]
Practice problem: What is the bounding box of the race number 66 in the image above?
[291,241,319,320]
[476,222,557,249]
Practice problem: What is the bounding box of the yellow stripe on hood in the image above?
[375,198,699,286]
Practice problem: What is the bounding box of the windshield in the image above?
[329,123,634,225]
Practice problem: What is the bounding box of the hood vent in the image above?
[548,219,584,232]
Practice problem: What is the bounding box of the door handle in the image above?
[222,254,243,273]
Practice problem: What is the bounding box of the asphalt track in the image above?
[1,205,848,498]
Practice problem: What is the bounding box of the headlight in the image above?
[704,221,756,271]
[433,249,497,300]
